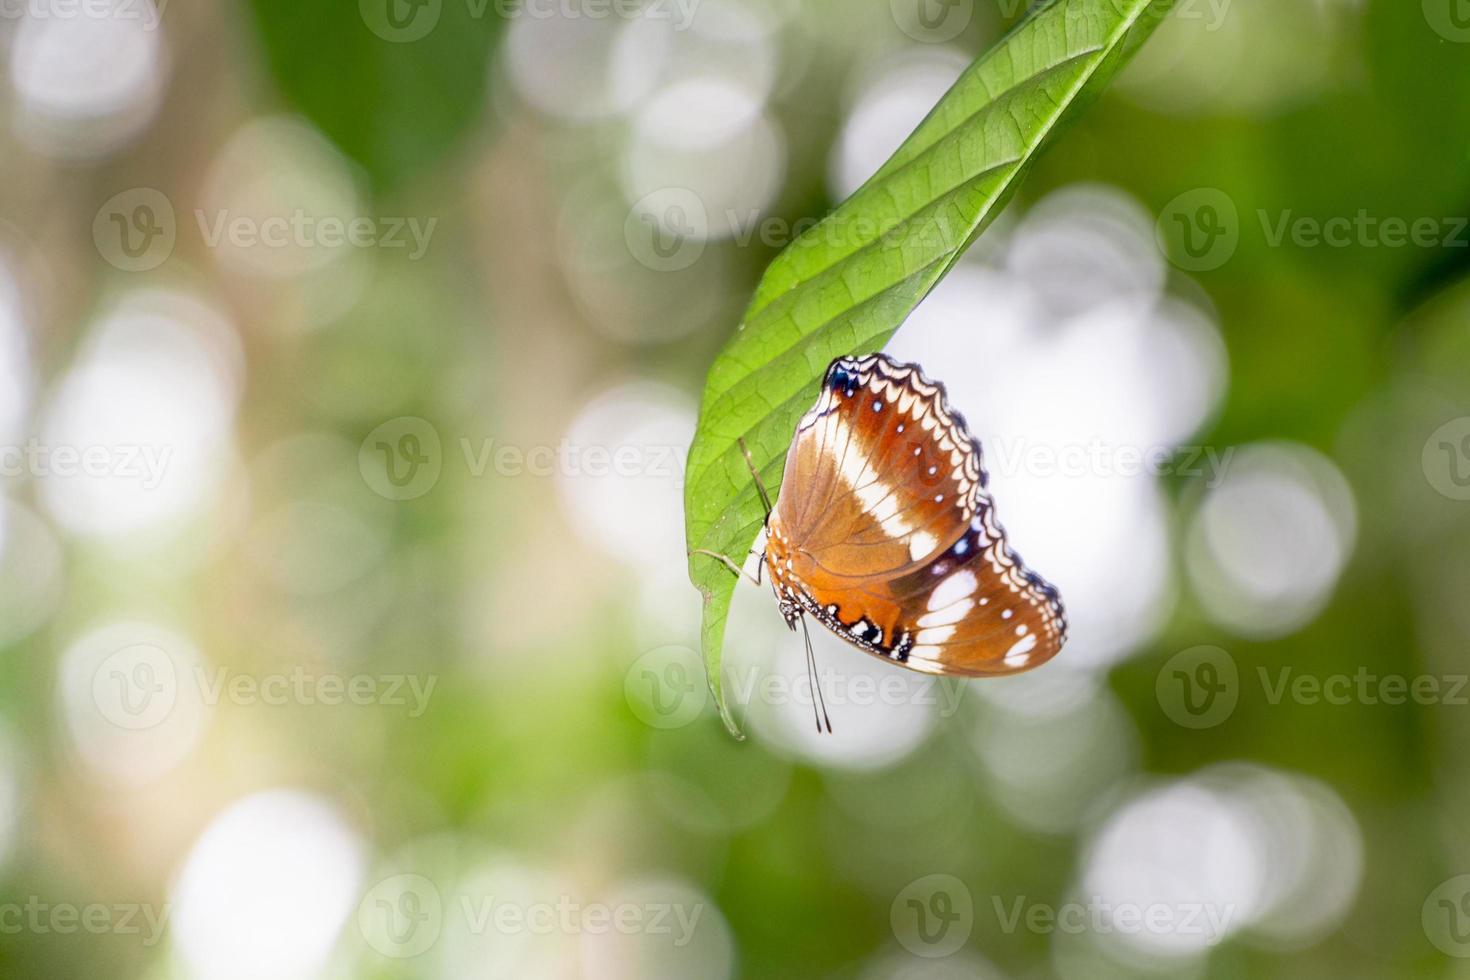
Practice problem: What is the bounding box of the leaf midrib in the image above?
[739,44,1104,328]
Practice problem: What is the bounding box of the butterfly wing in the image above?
[766,354,1067,676]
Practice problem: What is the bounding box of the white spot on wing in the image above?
[908,530,937,561]
[927,570,977,612]
[916,625,956,644]
[1003,632,1037,668]
[918,597,973,629]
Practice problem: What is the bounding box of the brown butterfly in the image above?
[698,354,1067,731]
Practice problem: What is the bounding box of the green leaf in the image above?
[244,0,505,192]
[683,0,1177,738]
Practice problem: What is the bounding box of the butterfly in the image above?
[697,354,1067,731]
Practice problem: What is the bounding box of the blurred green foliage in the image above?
[245,0,506,190]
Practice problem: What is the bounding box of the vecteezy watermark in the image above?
[623,189,967,273]
[1255,667,1470,708]
[989,895,1236,940]
[890,0,974,43]
[357,416,688,501]
[1156,646,1239,729]
[986,438,1235,487]
[0,897,171,947]
[93,188,176,273]
[195,209,436,261]
[458,438,684,481]
[92,187,438,272]
[92,643,437,729]
[359,0,699,44]
[891,875,974,958]
[1156,0,1233,32]
[1155,188,1240,273]
[1423,416,1470,501]
[1255,211,1470,251]
[625,646,708,730]
[1156,188,1470,272]
[1158,646,1470,730]
[623,189,709,273]
[1424,0,1470,42]
[1424,875,1470,957]
[624,645,967,730]
[0,0,166,29]
[359,417,444,501]
[0,440,172,488]
[357,874,707,959]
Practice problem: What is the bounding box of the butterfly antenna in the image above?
[737,437,773,520]
[799,615,834,734]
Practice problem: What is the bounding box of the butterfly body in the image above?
[762,354,1067,677]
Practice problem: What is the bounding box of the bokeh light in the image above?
[171,789,365,980]
[1079,763,1364,968]
[57,619,211,782]
[38,289,241,542]
[830,48,969,200]
[9,0,167,157]
[972,680,1139,834]
[556,380,695,571]
[1185,442,1357,639]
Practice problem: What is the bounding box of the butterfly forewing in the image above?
[765,354,1066,677]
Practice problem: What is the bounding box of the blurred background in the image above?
[0,0,1468,976]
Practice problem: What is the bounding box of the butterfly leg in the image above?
[691,549,763,587]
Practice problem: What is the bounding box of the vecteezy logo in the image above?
[91,643,179,730]
[93,188,176,272]
[358,417,443,501]
[1156,645,1239,729]
[891,874,973,958]
[1424,875,1470,956]
[623,188,708,273]
[360,0,441,42]
[891,0,974,43]
[358,873,443,958]
[625,645,707,729]
[1155,188,1240,272]
[1424,0,1470,42]
[1423,417,1470,501]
